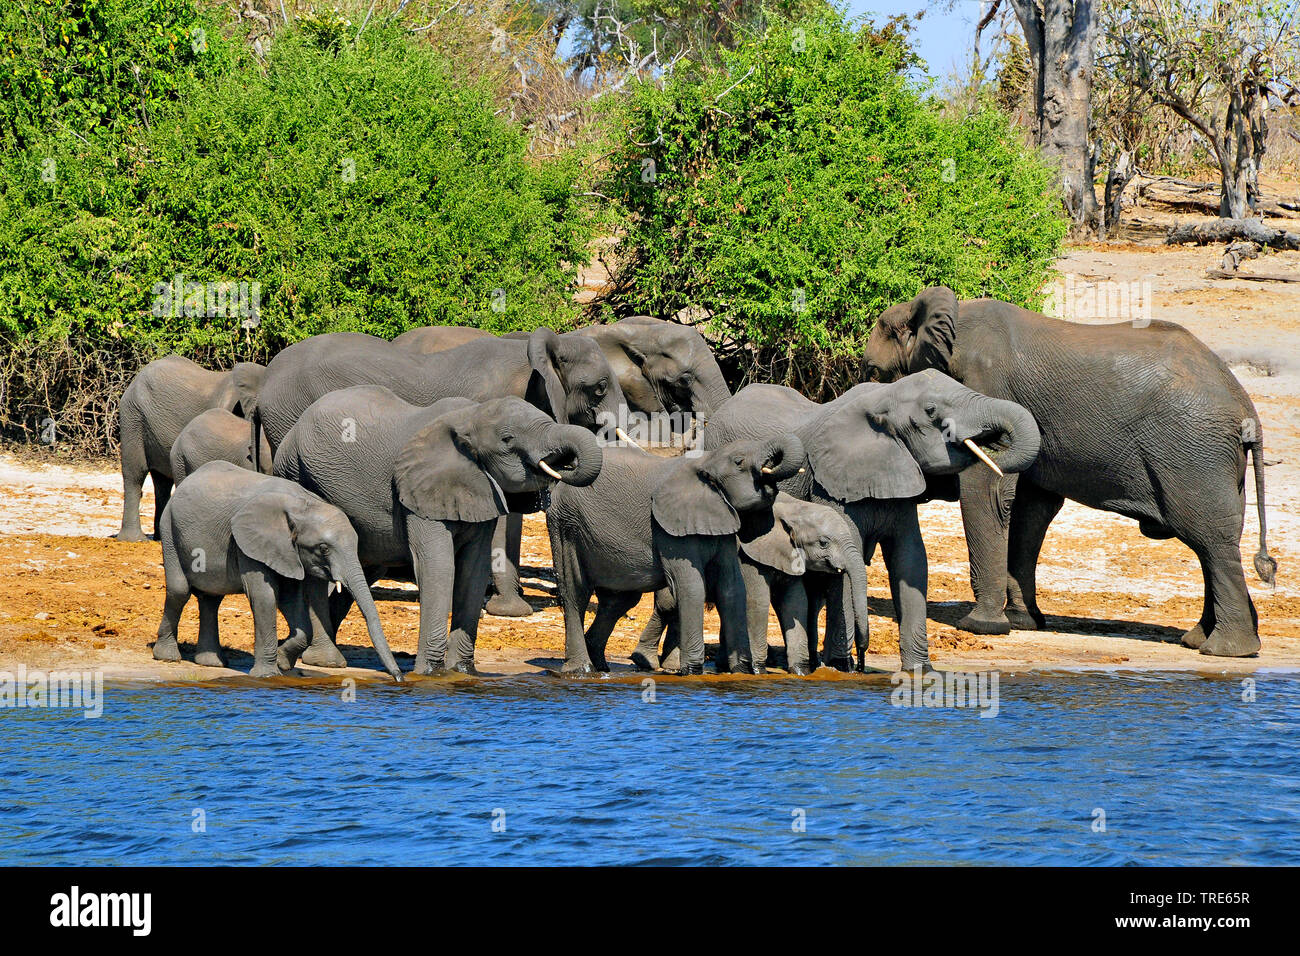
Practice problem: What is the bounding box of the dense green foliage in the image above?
[600,16,1066,367]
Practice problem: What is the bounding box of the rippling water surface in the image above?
[2,672,1297,865]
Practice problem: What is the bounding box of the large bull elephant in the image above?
[274,387,602,674]
[253,328,624,618]
[863,287,1276,657]
[705,370,1041,671]
[116,355,266,541]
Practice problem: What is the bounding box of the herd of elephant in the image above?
[114,288,1277,681]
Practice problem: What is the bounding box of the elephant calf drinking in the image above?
[152,461,402,680]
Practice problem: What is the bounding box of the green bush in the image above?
[599,15,1067,382]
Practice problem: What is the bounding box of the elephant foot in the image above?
[955,609,1011,635]
[412,659,445,676]
[1199,629,1260,658]
[1004,607,1045,631]
[115,529,148,543]
[249,662,282,678]
[561,658,596,675]
[629,649,660,672]
[824,656,854,673]
[194,651,226,669]
[300,640,348,668]
[675,663,705,676]
[729,660,754,675]
[152,638,181,662]
[661,648,682,672]
[787,662,813,676]
[752,664,767,675]
[1177,623,1208,649]
[485,592,534,618]
[450,660,479,675]
[899,658,933,674]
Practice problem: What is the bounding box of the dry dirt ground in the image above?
[4,240,1300,682]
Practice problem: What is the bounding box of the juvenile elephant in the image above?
[545,436,805,674]
[152,461,402,680]
[706,371,1041,671]
[170,409,273,485]
[864,287,1276,657]
[116,355,265,541]
[274,386,603,674]
[254,328,625,617]
[632,493,865,675]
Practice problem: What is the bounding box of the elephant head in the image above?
[581,316,732,421]
[740,493,858,575]
[222,361,267,419]
[651,434,805,536]
[863,286,959,383]
[231,489,402,681]
[393,396,603,524]
[802,371,1040,501]
[526,328,627,430]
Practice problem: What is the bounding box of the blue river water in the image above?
[1,671,1297,865]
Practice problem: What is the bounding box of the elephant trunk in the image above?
[689,353,732,420]
[973,397,1040,475]
[759,433,806,482]
[842,537,871,664]
[539,424,604,487]
[335,556,402,682]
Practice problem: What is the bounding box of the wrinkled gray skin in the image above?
[545,436,805,675]
[706,371,1041,671]
[116,356,266,541]
[391,325,494,352]
[170,409,273,485]
[152,461,401,680]
[275,386,602,674]
[633,493,863,675]
[254,328,623,618]
[864,287,1276,657]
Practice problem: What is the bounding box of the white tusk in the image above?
[963,439,1003,477]
[615,427,641,448]
[538,460,564,480]
[761,465,774,474]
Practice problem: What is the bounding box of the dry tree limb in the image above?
[1166,218,1300,249]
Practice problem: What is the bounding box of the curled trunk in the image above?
[978,397,1041,475]
[760,433,806,482]
[542,423,604,487]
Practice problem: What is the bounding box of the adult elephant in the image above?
[392,316,731,429]
[274,386,602,674]
[863,287,1276,657]
[706,370,1041,671]
[116,355,266,541]
[253,328,625,617]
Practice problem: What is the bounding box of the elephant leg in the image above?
[659,541,709,675]
[1193,538,1260,658]
[193,592,226,669]
[956,466,1019,635]
[586,589,640,672]
[713,550,752,674]
[821,573,854,671]
[775,580,812,676]
[240,566,283,678]
[740,562,772,673]
[117,435,149,542]
[149,470,172,542]
[275,580,312,675]
[485,513,532,618]
[154,580,189,663]
[408,518,456,675]
[548,521,595,673]
[1004,481,1064,630]
[630,588,672,671]
[281,579,326,669]
[301,575,365,669]
[660,607,682,673]
[1172,561,1215,648]
[447,525,495,674]
[881,508,930,672]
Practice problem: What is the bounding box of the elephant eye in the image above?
[594,380,608,397]
[733,456,744,468]
[923,403,937,418]
[501,433,515,445]
[818,537,829,548]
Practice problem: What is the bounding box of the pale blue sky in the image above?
[845,1,985,80]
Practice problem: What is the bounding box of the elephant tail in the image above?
[1248,436,1277,588]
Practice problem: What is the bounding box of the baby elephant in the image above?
[170,409,273,485]
[152,461,402,680]
[633,493,867,675]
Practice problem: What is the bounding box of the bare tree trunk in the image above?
[1009,0,1100,233]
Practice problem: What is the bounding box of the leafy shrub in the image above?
[599,15,1067,392]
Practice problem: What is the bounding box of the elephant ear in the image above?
[906,286,957,374]
[394,417,507,524]
[651,462,740,537]
[231,491,305,580]
[804,391,925,501]
[738,509,804,575]
[526,328,569,424]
